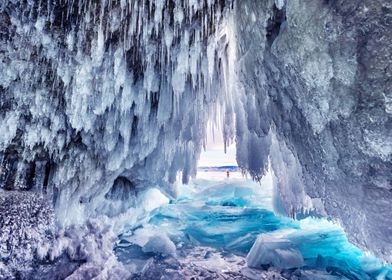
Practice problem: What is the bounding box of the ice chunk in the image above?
[142,234,176,257]
[139,188,170,212]
[246,229,304,269]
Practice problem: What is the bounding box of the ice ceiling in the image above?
[0,0,391,265]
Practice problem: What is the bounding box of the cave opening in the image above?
[114,122,391,279]
[197,119,239,180]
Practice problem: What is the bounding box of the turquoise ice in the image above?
[117,175,392,279]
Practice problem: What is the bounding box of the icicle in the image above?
[0,0,236,226]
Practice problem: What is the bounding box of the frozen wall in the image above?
[234,0,392,262]
[0,0,391,264]
[0,0,236,225]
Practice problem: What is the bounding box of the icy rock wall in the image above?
[0,0,236,225]
[0,191,55,278]
[235,0,392,262]
[0,192,129,279]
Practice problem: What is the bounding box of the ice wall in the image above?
[0,0,236,225]
[234,0,392,262]
[1,0,391,264]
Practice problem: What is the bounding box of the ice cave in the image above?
[0,0,391,279]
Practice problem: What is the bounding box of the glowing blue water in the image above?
[117,176,392,279]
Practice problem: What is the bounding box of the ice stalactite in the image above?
[0,0,236,226]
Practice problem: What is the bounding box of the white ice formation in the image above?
[0,0,391,267]
[234,0,392,263]
[0,0,236,227]
[142,234,177,257]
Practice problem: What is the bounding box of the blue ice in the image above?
[116,175,392,279]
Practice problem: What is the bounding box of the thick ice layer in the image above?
[0,0,236,226]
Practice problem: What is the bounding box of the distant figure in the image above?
[226,171,230,178]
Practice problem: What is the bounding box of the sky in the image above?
[198,119,237,167]
[198,144,237,167]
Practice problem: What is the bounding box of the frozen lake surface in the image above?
[115,172,392,279]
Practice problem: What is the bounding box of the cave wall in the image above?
[235,0,392,262]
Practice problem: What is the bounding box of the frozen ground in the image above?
[0,172,391,279]
[114,172,392,279]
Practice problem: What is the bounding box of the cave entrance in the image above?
[197,120,240,180]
